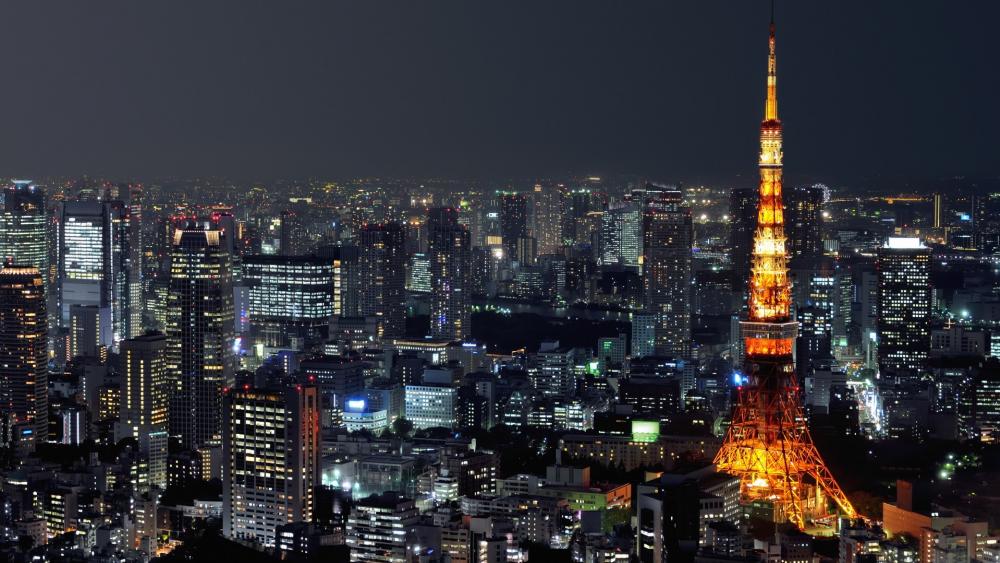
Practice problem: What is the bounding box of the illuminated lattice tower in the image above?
[713,14,857,529]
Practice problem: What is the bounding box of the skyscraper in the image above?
[119,333,169,489]
[792,258,836,376]
[932,193,944,229]
[970,193,995,251]
[642,190,692,358]
[0,181,48,295]
[121,184,144,340]
[971,193,988,231]
[427,208,471,341]
[600,201,642,268]
[714,14,855,528]
[564,188,605,246]
[407,253,432,293]
[530,184,563,255]
[876,237,931,378]
[60,200,138,349]
[106,200,138,345]
[499,192,528,260]
[167,228,235,448]
[243,254,336,349]
[729,188,757,296]
[785,186,824,264]
[358,223,407,340]
[0,265,48,447]
[223,385,320,548]
[958,360,1000,442]
[60,202,105,324]
[279,209,304,256]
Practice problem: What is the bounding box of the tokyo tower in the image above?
[713,10,857,529]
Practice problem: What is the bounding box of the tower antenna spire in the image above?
[765,0,778,121]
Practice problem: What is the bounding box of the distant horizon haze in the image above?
[0,1,995,185]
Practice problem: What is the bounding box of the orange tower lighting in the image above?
[713,10,857,529]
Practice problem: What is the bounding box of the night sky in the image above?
[0,1,996,185]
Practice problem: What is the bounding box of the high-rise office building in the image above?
[427,208,471,341]
[167,228,235,448]
[970,193,996,251]
[600,202,642,268]
[407,253,432,293]
[958,360,1000,442]
[106,200,138,344]
[971,193,988,231]
[358,223,407,340]
[243,255,335,349]
[932,193,944,229]
[470,247,493,298]
[785,186,824,264]
[223,385,320,548]
[832,265,853,349]
[729,188,757,296]
[530,184,563,255]
[119,333,169,489]
[642,191,693,358]
[279,209,304,256]
[793,259,836,376]
[564,188,605,246]
[876,238,932,378]
[60,200,139,349]
[60,202,105,324]
[121,184,144,340]
[0,181,48,295]
[499,192,528,260]
[0,265,48,447]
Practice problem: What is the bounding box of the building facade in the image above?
[642,190,693,358]
[877,238,932,378]
[119,333,169,489]
[223,386,320,548]
[358,223,407,340]
[243,254,335,349]
[346,492,419,563]
[167,228,236,448]
[404,384,458,430]
[427,208,472,341]
[0,266,48,447]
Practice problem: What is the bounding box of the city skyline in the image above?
[0,4,997,563]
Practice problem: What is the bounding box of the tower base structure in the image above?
[715,321,857,529]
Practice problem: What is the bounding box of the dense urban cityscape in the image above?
[0,3,997,563]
